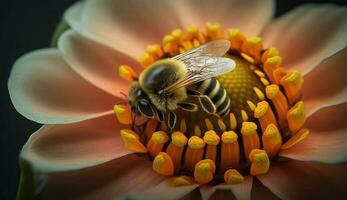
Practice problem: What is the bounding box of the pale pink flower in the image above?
[9,0,347,199]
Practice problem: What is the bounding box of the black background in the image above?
[1,0,346,199]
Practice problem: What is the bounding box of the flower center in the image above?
[115,23,310,186]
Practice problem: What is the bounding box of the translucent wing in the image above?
[163,40,235,93]
[173,40,231,61]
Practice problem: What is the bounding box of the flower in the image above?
[8,0,347,200]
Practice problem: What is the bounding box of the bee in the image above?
[128,40,236,130]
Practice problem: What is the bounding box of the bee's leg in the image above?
[155,109,164,122]
[177,102,198,112]
[198,95,217,114]
[168,111,177,130]
[187,89,201,96]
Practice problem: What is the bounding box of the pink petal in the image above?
[200,176,253,200]
[174,0,274,36]
[257,160,347,199]
[261,4,347,75]
[8,49,116,124]
[21,114,130,173]
[302,47,347,117]
[65,0,274,59]
[129,178,199,200]
[65,0,183,59]
[40,154,166,200]
[280,102,347,164]
[58,30,140,98]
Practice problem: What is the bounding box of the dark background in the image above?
[0,0,346,199]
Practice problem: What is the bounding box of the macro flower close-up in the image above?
[5,0,347,199]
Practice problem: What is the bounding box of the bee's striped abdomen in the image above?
[196,78,231,117]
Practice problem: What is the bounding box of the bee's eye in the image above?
[138,99,154,118]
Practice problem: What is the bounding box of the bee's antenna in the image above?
[120,92,128,99]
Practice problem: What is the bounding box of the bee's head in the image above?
[128,82,155,118]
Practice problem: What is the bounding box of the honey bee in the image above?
[128,40,236,129]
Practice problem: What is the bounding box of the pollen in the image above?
[114,105,132,125]
[153,152,174,176]
[118,65,137,82]
[120,129,147,153]
[224,169,244,185]
[117,23,311,186]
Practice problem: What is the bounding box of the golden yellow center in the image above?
[115,22,310,186]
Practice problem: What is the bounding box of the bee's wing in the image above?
[164,56,235,92]
[173,40,231,61]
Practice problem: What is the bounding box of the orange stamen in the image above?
[203,130,220,162]
[224,169,244,185]
[287,101,306,134]
[153,152,174,176]
[147,131,169,157]
[194,159,216,184]
[280,71,304,102]
[185,136,205,171]
[221,131,240,171]
[254,101,278,133]
[249,149,270,176]
[166,131,188,169]
[262,124,282,158]
[266,84,288,127]
[241,122,260,162]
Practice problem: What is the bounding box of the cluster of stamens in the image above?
[115,22,309,186]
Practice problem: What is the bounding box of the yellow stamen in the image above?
[194,125,202,137]
[146,44,164,58]
[241,122,260,162]
[229,112,237,130]
[266,84,288,127]
[139,52,154,68]
[241,109,249,121]
[185,136,205,170]
[242,37,263,62]
[247,100,256,111]
[203,130,220,162]
[205,118,214,130]
[217,119,227,132]
[221,131,240,171]
[162,35,178,56]
[261,48,279,63]
[187,25,206,44]
[171,176,195,187]
[260,77,270,86]
[120,129,147,153]
[280,71,304,102]
[206,22,224,40]
[264,56,282,83]
[144,119,158,141]
[147,131,169,157]
[171,29,184,43]
[253,87,265,101]
[194,159,216,184]
[153,152,174,176]
[262,124,282,158]
[166,131,188,169]
[114,105,132,125]
[273,67,287,84]
[118,65,137,82]
[254,101,278,133]
[281,128,310,150]
[254,69,266,78]
[224,169,244,185]
[287,101,306,134]
[227,29,246,51]
[240,53,255,64]
[249,149,270,176]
